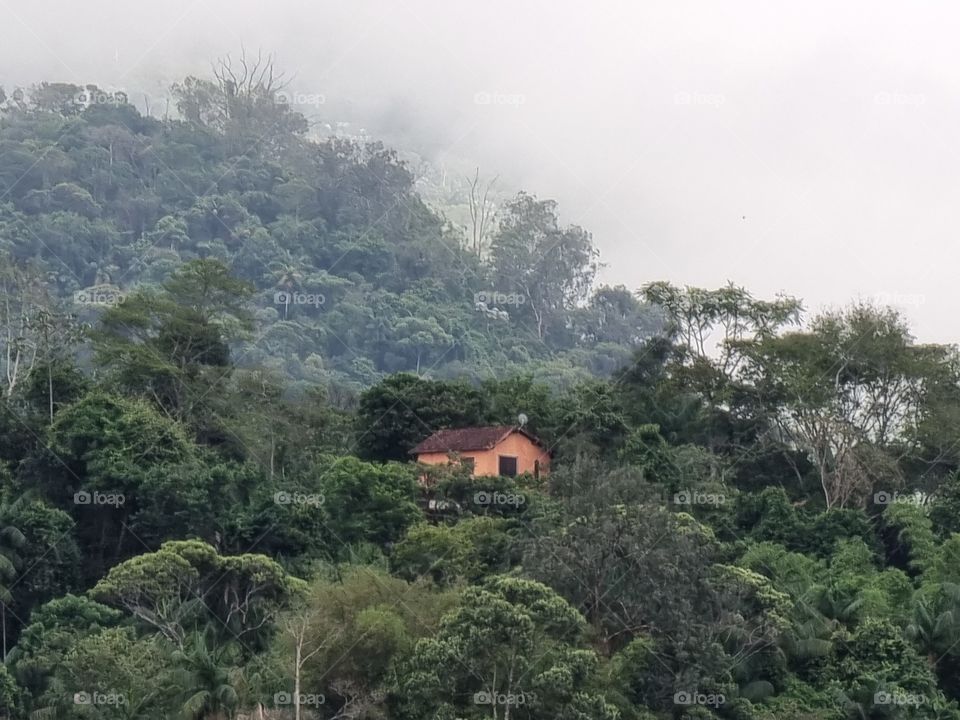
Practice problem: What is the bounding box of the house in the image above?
[410,425,550,479]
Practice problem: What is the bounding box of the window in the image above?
[461,456,476,473]
[498,455,518,477]
[534,459,541,480]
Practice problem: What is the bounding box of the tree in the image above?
[92,259,254,420]
[523,464,736,708]
[0,495,24,661]
[390,517,514,585]
[356,373,484,462]
[39,391,195,575]
[393,315,455,375]
[173,629,241,720]
[640,281,802,374]
[393,576,618,720]
[738,305,948,508]
[318,456,422,549]
[0,254,48,398]
[59,626,169,719]
[8,594,123,716]
[577,284,664,348]
[277,601,327,720]
[479,375,556,439]
[828,616,938,697]
[172,49,307,156]
[490,192,599,342]
[906,583,960,665]
[275,566,455,719]
[3,500,80,653]
[930,472,960,537]
[91,540,306,649]
[466,168,498,257]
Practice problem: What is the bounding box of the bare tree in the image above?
[467,168,498,257]
[172,47,302,155]
[0,257,47,398]
[33,307,83,422]
[278,604,327,720]
[212,48,290,112]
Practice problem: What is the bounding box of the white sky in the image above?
[2,1,957,341]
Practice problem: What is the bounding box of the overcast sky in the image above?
[2,1,957,341]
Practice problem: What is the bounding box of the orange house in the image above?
[410,425,550,479]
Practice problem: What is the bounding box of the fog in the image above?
[2,1,957,341]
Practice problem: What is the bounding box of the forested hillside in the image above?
[2,68,960,720]
[0,73,660,397]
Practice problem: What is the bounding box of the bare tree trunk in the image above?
[269,435,275,484]
[294,637,302,720]
[48,360,54,423]
[467,169,497,256]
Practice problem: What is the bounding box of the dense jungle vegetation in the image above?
[1,67,960,719]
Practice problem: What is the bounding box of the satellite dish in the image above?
[517,413,528,427]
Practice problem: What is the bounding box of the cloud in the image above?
[2,0,958,340]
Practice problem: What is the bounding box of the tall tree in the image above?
[490,193,599,342]
[92,259,254,420]
[738,304,950,508]
[466,168,498,257]
[0,254,48,398]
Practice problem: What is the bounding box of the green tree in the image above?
[91,540,306,649]
[318,456,422,550]
[490,192,599,343]
[393,576,617,720]
[8,594,123,716]
[92,259,254,420]
[524,464,736,708]
[356,373,484,461]
[38,391,194,575]
[738,305,947,508]
[391,517,514,585]
[0,495,25,661]
[173,629,241,720]
[273,566,456,719]
[59,626,170,719]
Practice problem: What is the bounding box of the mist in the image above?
[2,0,957,341]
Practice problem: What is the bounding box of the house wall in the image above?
[415,433,550,478]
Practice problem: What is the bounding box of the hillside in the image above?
[2,68,960,720]
[0,77,660,399]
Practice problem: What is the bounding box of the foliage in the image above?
[3,66,960,720]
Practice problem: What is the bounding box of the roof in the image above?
[410,425,545,455]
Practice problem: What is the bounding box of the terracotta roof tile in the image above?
[410,425,544,454]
